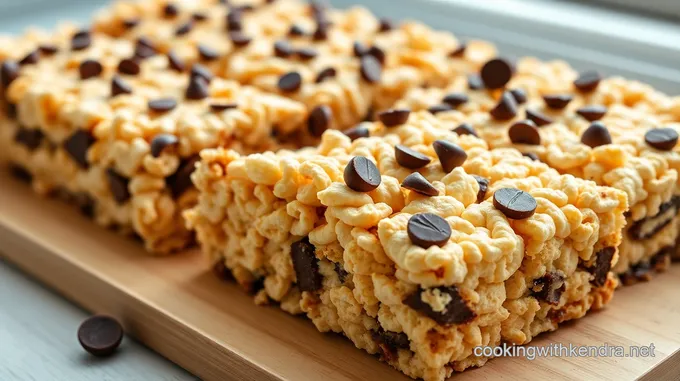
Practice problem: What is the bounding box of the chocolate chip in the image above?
[296,47,317,60]
[574,70,601,92]
[472,175,489,203]
[71,30,91,51]
[372,328,409,352]
[489,91,518,121]
[401,172,438,197]
[175,21,193,36]
[645,127,678,151]
[367,46,386,65]
[64,130,95,169]
[277,71,302,92]
[229,32,252,47]
[353,41,369,57]
[308,105,332,137]
[190,63,213,83]
[576,105,607,122]
[185,76,210,100]
[543,94,573,110]
[150,134,179,157]
[111,76,133,97]
[404,285,475,325]
[467,74,484,90]
[453,123,478,137]
[344,156,381,192]
[9,163,32,183]
[148,98,177,113]
[315,67,336,83]
[274,40,294,58]
[509,88,527,105]
[78,315,123,357]
[580,121,612,148]
[289,24,305,37]
[123,18,140,29]
[450,43,466,58]
[14,127,44,150]
[359,55,381,83]
[523,152,540,161]
[118,58,141,75]
[198,44,219,61]
[38,44,59,56]
[226,10,243,31]
[428,104,452,115]
[166,155,199,198]
[442,93,469,108]
[79,59,103,80]
[291,238,322,292]
[378,109,410,127]
[628,196,680,240]
[480,58,515,89]
[334,262,349,283]
[192,12,208,22]
[163,2,179,17]
[525,109,552,127]
[106,169,130,204]
[531,272,565,305]
[343,125,369,141]
[493,187,537,219]
[167,51,186,72]
[313,23,329,41]
[433,140,467,173]
[134,37,157,59]
[587,247,615,287]
[378,18,394,33]
[210,102,238,112]
[19,50,39,66]
[395,145,431,169]
[1,60,19,89]
[407,213,451,248]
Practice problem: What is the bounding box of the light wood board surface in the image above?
[0,169,679,381]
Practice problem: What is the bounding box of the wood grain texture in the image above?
[0,169,679,381]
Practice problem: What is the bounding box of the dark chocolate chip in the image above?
[353,41,369,57]
[1,60,19,89]
[106,169,130,204]
[175,21,193,36]
[198,44,219,61]
[230,31,252,47]
[39,44,59,56]
[395,144,431,169]
[525,109,552,127]
[372,328,409,351]
[308,105,332,137]
[489,91,518,121]
[404,285,474,325]
[64,130,95,169]
[493,187,537,219]
[433,140,467,173]
[71,30,92,51]
[118,58,141,75]
[576,105,607,122]
[78,315,123,357]
[450,43,466,58]
[9,163,32,183]
[467,74,484,90]
[150,134,179,157]
[163,2,179,17]
[442,93,469,108]
[378,108,410,127]
[291,238,322,292]
[401,172,438,197]
[289,24,305,37]
[587,246,615,287]
[111,76,133,97]
[210,102,238,112]
[378,18,394,33]
[343,125,369,141]
[313,23,329,41]
[580,121,612,148]
[190,63,213,83]
[574,70,601,92]
[480,58,515,89]
[407,213,451,248]
[185,76,210,100]
[523,152,540,161]
[296,47,318,61]
[359,55,382,83]
[166,155,199,198]
[134,37,157,59]
[14,127,44,150]
[274,40,294,58]
[453,123,478,137]
[192,12,208,22]
[427,103,452,115]
[79,59,103,80]
[123,18,140,29]
[148,98,178,113]
[334,262,349,283]
[277,71,302,92]
[315,67,337,83]
[628,196,680,240]
[531,272,565,305]
[344,156,381,192]
[509,88,527,105]
[167,51,186,72]
[645,127,678,151]
[367,46,386,65]
[19,50,39,66]
[472,175,489,203]
[543,94,573,110]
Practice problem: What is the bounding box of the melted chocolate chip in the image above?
[587,247,615,287]
[278,71,302,92]
[395,145,431,169]
[509,120,541,145]
[308,105,332,137]
[407,213,451,248]
[525,109,552,127]
[493,187,537,219]
[489,91,518,121]
[433,140,467,173]
[531,272,565,305]
[79,59,103,80]
[378,109,410,127]
[166,155,199,198]
[344,156,381,192]
[291,238,322,292]
[372,328,410,351]
[576,105,607,122]
[150,134,179,157]
[645,127,678,151]
[404,286,475,325]
[480,58,515,89]
[543,94,573,110]
[64,130,95,169]
[472,175,489,203]
[106,168,130,204]
[580,121,612,148]
[401,172,438,197]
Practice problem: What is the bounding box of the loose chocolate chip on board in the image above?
[576,105,607,122]
[493,187,537,219]
[344,156,381,192]
[64,130,95,169]
[489,91,518,121]
[19,50,39,65]
[509,120,541,146]
[78,315,123,357]
[230,32,252,47]
[278,71,302,92]
[71,30,92,51]
[542,94,573,110]
[123,18,140,29]
[290,238,322,292]
[587,246,615,287]
[372,328,410,351]
[394,146,430,171]
[509,88,527,105]
[274,40,294,58]
[453,123,478,137]
[574,70,601,92]
[210,102,238,112]
[1,60,19,89]
[167,52,186,72]
[480,58,515,89]
[360,55,382,83]
[175,21,193,36]
[472,175,489,203]
[150,134,179,157]
[449,43,466,57]
[343,125,369,141]
[148,98,178,113]
[308,105,333,137]
[118,58,141,75]
[163,2,179,17]
[645,127,679,151]
[407,213,451,248]
[404,286,475,325]
[378,109,410,127]
[166,155,200,198]
[442,92,469,108]
[467,74,484,90]
[580,121,612,148]
[191,63,213,83]
[378,18,394,32]
[289,24,306,37]
[531,272,566,305]
[111,76,133,97]
[401,172,438,197]
[106,169,131,204]
[185,76,210,100]
[39,44,59,56]
[79,60,103,80]
[296,47,318,60]
[315,67,337,83]
[433,140,467,173]
[14,127,44,150]
[525,109,553,127]
[427,103,452,115]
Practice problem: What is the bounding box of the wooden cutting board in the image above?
[0,168,679,381]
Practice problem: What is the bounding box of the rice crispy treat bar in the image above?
[186,111,627,380]
[395,57,680,282]
[0,28,307,253]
